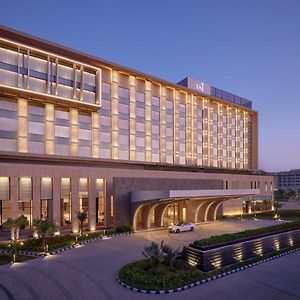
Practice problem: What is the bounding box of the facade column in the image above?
[186,93,192,165]
[160,86,166,163]
[174,91,179,164]
[145,81,152,162]
[92,112,99,158]
[32,177,41,221]
[88,178,96,231]
[70,108,78,156]
[71,177,79,233]
[10,176,18,219]
[111,70,119,159]
[45,103,55,155]
[52,177,61,229]
[141,204,151,229]
[129,75,136,161]
[104,178,113,228]
[18,98,28,153]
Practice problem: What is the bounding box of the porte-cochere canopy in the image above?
[131,189,260,231]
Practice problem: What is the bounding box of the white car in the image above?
[168,222,195,233]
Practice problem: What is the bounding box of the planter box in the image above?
[183,228,300,272]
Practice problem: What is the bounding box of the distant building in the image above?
[271,169,300,191]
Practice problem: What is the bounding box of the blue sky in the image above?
[1,0,300,171]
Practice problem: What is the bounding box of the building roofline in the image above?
[0,24,256,113]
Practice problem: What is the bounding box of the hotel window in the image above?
[0,177,11,227]
[55,109,70,156]
[41,177,53,220]
[135,92,145,161]
[100,82,112,158]
[118,87,130,160]
[166,99,174,164]
[19,177,32,226]
[61,178,71,227]
[78,113,92,157]
[56,63,73,99]
[79,178,89,222]
[196,105,203,165]
[179,103,186,164]
[28,103,45,154]
[151,96,160,162]
[96,178,105,224]
[0,98,17,152]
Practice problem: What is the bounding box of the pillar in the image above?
[88,178,96,231]
[32,177,41,221]
[18,98,28,153]
[129,75,136,161]
[70,108,78,156]
[92,112,99,158]
[45,103,54,155]
[104,178,112,228]
[52,177,61,229]
[71,177,79,233]
[145,81,152,162]
[10,176,18,219]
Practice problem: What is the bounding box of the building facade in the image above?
[272,169,300,191]
[0,25,273,232]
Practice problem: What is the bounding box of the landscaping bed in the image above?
[0,253,35,265]
[0,225,132,253]
[118,244,300,292]
[193,220,300,249]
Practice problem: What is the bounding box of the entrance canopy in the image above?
[131,189,260,203]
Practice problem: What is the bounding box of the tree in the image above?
[143,240,164,267]
[162,244,180,271]
[273,201,282,218]
[33,218,57,252]
[3,215,28,241]
[77,211,88,236]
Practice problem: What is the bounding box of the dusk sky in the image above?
[1,0,299,172]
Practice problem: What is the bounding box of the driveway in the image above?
[0,220,297,300]
[136,219,287,249]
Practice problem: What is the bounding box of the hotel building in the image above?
[0,25,273,232]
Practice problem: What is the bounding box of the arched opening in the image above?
[161,200,187,227]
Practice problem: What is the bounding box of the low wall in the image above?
[183,228,300,272]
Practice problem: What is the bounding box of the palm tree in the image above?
[77,211,88,236]
[33,218,57,252]
[273,201,282,219]
[3,215,28,240]
[162,244,180,271]
[143,240,164,267]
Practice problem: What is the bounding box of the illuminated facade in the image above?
[0,26,272,232]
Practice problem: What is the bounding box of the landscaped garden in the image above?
[0,215,133,253]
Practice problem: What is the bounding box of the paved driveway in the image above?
[0,220,298,300]
[136,219,287,249]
